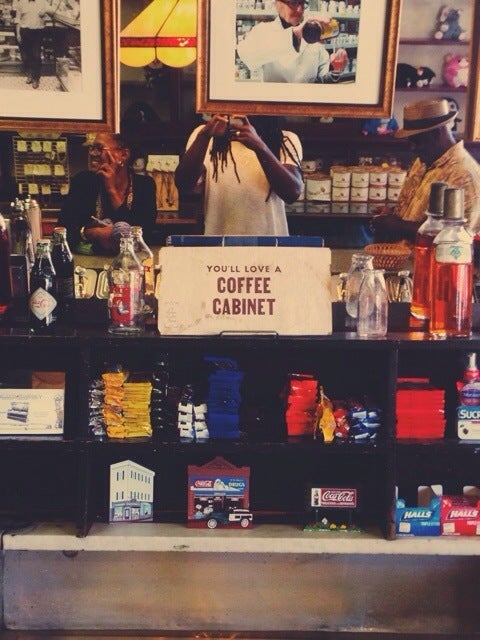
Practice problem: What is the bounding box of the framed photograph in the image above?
[0,0,117,133]
[465,0,480,141]
[197,0,401,118]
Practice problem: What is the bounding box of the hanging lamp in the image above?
[120,0,197,69]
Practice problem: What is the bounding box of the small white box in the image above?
[0,389,64,435]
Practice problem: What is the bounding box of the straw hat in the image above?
[395,98,457,138]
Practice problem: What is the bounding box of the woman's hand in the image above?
[96,149,118,193]
[84,223,117,251]
[201,114,230,140]
[228,116,266,153]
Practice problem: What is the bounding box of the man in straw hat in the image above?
[372,98,480,243]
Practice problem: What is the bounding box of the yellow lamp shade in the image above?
[120,0,197,68]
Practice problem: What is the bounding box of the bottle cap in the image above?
[428,181,448,215]
[465,353,479,382]
[444,187,464,221]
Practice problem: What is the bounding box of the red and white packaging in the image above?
[312,487,357,508]
[441,486,480,536]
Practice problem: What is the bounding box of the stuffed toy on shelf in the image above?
[443,53,469,88]
[395,62,436,88]
[433,6,467,41]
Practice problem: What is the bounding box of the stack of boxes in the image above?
[205,357,244,439]
[396,377,445,439]
[396,485,480,537]
[284,374,318,437]
[302,164,407,209]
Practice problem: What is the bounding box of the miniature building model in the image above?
[109,460,155,522]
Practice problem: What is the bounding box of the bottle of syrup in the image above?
[410,181,447,320]
[430,187,473,338]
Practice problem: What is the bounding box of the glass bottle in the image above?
[0,214,13,316]
[131,225,154,313]
[51,226,75,320]
[107,235,144,334]
[345,253,374,319]
[430,187,473,339]
[9,199,34,270]
[29,239,57,332]
[410,181,447,320]
[357,269,388,338]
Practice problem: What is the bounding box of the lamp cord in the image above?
[154,0,181,63]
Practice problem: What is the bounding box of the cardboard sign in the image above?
[156,246,332,336]
[0,389,64,435]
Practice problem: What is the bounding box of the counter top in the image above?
[4,521,480,555]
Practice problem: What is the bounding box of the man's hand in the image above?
[330,48,348,73]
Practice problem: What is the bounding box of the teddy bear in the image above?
[442,53,469,88]
[433,6,467,41]
[395,63,436,88]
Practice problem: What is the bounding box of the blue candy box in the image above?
[395,485,442,536]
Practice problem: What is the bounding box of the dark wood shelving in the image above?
[400,38,471,45]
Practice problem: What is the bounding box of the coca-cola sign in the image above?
[312,488,357,508]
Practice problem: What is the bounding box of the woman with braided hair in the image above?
[175,114,303,235]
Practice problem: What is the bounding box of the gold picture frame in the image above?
[465,0,480,141]
[196,0,401,118]
[0,0,118,133]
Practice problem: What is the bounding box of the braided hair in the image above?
[209,115,302,201]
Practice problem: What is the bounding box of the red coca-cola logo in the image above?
[194,479,214,489]
[319,488,357,508]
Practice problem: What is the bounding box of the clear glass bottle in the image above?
[0,214,13,316]
[430,187,473,338]
[131,225,154,313]
[51,226,75,320]
[357,269,388,338]
[9,198,34,270]
[29,239,57,332]
[410,181,447,320]
[107,235,144,334]
[345,253,374,319]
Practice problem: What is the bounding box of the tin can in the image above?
[331,166,351,187]
[351,168,370,188]
[305,173,331,201]
[369,168,388,186]
[332,186,350,202]
[388,168,407,186]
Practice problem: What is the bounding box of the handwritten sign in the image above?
[156,246,332,335]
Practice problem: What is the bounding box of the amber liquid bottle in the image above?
[430,188,473,338]
[410,181,447,319]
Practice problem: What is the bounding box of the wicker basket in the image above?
[364,243,412,271]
